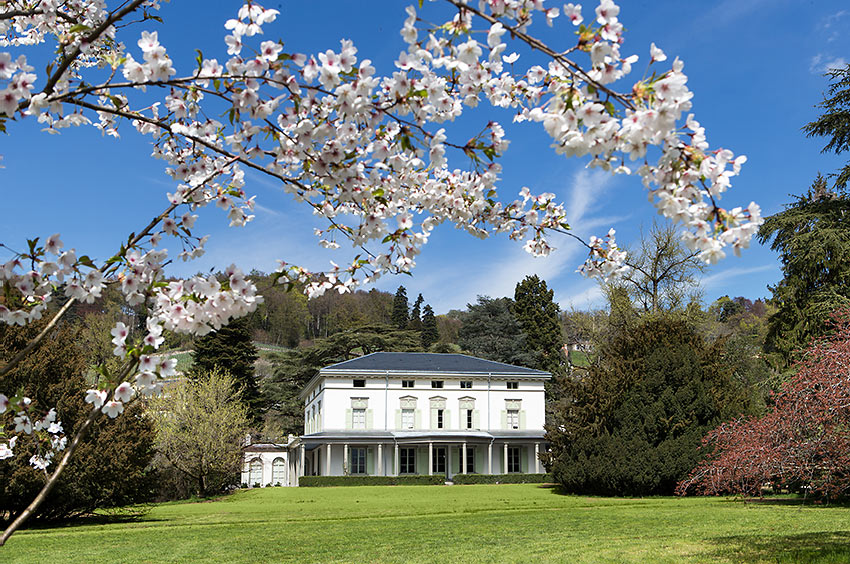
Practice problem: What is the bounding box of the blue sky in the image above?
[2,1,849,314]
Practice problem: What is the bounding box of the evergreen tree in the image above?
[408,293,424,331]
[191,317,261,422]
[391,286,410,330]
[757,176,850,368]
[804,64,850,190]
[457,296,537,367]
[421,304,439,348]
[545,315,755,496]
[514,275,564,371]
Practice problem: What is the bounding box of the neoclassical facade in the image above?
[242,352,550,486]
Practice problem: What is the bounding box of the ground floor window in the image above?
[507,446,521,473]
[249,459,262,485]
[272,457,285,484]
[351,447,366,475]
[462,446,474,473]
[432,446,446,474]
[400,447,416,474]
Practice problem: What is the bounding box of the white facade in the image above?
[243,353,550,486]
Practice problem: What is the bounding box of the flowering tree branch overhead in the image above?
[0,0,761,543]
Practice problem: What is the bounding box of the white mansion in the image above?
[242,352,550,487]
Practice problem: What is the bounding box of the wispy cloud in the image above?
[700,264,776,289]
[823,10,848,42]
[560,284,604,310]
[810,54,848,74]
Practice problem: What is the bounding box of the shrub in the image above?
[299,475,445,487]
[452,473,552,485]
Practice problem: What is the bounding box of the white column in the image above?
[488,443,493,475]
[299,444,305,477]
[343,443,349,475]
[534,443,540,474]
[428,442,433,476]
[326,444,331,476]
[503,443,508,474]
[377,444,383,476]
[462,442,468,474]
[394,443,399,476]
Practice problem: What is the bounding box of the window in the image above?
[400,447,416,474]
[402,380,415,388]
[272,458,286,484]
[249,459,263,486]
[431,380,444,389]
[462,446,475,473]
[350,447,366,475]
[353,379,366,388]
[460,381,472,389]
[353,408,366,429]
[402,408,414,430]
[507,409,519,429]
[437,409,444,429]
[466,409,473,429]
[507,446,521,473]
[432,447,446,474]
[507,381,519,390]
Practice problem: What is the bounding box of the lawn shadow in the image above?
[709,531,850,563]
[16,508,164,532]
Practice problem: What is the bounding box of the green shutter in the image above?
[415,410,421,429]
[445,409,451,430]
[500,410,507,430]
[394,409,401,429]
[417,447,428,475]
[430,408,437,429]
[474,446,483,474]
[366,409,374,430]
[452,447,460,474]
[520,446,528,473]
[345,408,352,430]
[473,410,480,430]
[366,447,374,475]
[519,411,526,430]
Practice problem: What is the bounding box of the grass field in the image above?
[4,484,850,563]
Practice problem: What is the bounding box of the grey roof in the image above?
[322,352,548,376]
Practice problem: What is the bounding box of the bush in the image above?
[452,473,552,485]
[299,475,445,487]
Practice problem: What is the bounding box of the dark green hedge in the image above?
[452,473,552,485]
[299,475,445,487]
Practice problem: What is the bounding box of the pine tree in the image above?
[421,304,439,348]
[391,286,409,330]
[191,317,261,422]
[804,64,850,190]
[513,275,564,371]
[408,293,424,331]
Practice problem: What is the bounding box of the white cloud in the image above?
[560,284,604,311]
[810,54,847,74]
[700,264,776,289]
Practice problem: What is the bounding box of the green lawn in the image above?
[4,485,850,563]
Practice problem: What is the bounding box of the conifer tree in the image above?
[408,294,424,331]
[391,286,410,330]
[421,305,439,348]
[514,275,564,371]
[191,317,261,422]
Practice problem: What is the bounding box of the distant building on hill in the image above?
[241,352,550,486]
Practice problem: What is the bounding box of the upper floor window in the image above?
[437,408,445,429]
[507,409,519,429]
[466,409,473,429]
[402,408,414,430]
[460,381,472,389]
[353,408,366,429]
[506,381,519,390]
[402,380,415,388]
[431,380,444,389]
[353,379,366,388]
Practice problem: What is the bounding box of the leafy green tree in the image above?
[191,317,261,421]
[757,176,850,369]
[0,318,155,522]
[545,315,755,496]
[457,296,536,367]
[804,64,850,190]
[262,324,423,437]
[514,275,563,371]
[421,305,439,349]
[148,369,249,497]
[391,286,410,330]
[408,294,424,331]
